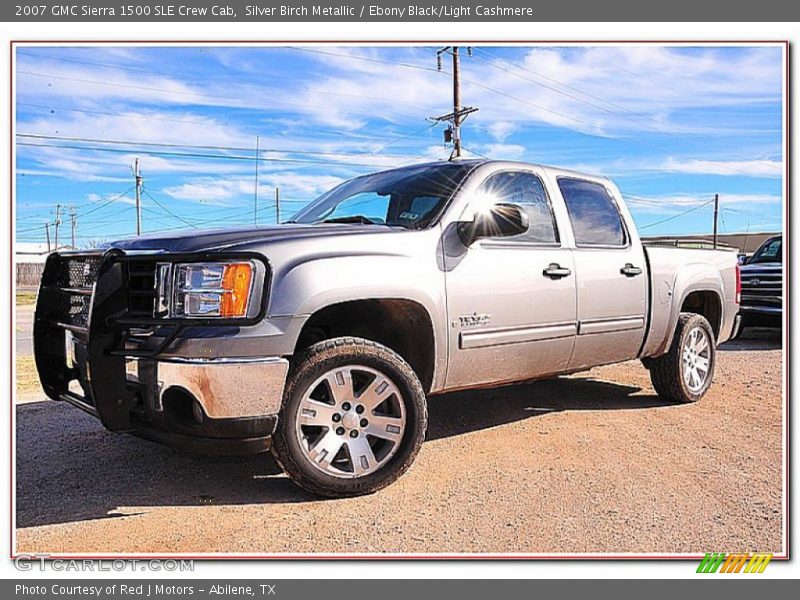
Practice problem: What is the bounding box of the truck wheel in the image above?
[648,313,716,403]
[271,337,427,498]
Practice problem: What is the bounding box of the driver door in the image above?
[443,169,577,390]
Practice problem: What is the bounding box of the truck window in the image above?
[749,237,782,263]
[322,192,390,224]
[291,162,475,229]
[558,178,626,247]
[476,171,558,244]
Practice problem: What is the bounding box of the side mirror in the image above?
[458,203,529,246]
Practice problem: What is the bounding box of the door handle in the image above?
[620,263,643,277]
[543,263,572,279]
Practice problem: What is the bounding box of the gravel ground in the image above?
[15,328,783,556]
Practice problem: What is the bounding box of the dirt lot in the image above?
[15,328,783,556]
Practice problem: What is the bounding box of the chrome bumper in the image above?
[739,305,782,315]
[730,314,743,339]
[131,356,289,419]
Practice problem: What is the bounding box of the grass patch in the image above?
[16,355,42,395]
[16,292,37,306]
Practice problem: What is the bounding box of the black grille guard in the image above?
[33,248,270,432]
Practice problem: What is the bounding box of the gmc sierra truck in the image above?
[34,160,741,497]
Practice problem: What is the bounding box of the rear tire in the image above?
[648,313,716,404]
[272,337,427,498]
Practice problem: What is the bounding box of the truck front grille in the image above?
[740,267,782,308]
[126,261,158,317]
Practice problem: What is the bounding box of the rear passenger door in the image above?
[556,177,648,370]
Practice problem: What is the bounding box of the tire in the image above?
[648,313,716,404]
[271,337,427,498]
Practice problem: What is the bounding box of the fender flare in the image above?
[652,265,725,357]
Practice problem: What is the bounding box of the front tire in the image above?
[648,313,716,404]
[271,337,427,498]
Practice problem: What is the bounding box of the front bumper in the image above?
[739,304,782,316]
[34,249,287,455]
[134,356,288,419]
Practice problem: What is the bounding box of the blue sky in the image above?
[14,45,784,247]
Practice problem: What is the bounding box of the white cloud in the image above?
[479,143,526,159]
[162,173,345,205]
[15,46,784,202]
[658,157,782,178]
[281,45,781,140]
[557,155,783,180]
[626,192,782,215]
[486,121,515,142]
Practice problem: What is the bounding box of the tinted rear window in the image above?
[750,237,782,264]
[558,178,626,246]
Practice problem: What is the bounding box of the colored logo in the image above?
[697,552,773,573]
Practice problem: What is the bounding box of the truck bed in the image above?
[640,245,739,358]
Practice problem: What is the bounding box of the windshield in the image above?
[290,162,476,229]
[749,237,782,264]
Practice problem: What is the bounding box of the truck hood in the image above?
[108,223,406,253]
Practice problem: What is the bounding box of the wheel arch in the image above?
[294,298,437,393]
[645,260,726,358]
[655,285,723,358]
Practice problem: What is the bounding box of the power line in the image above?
[288,48,605,135]
[16,50,178,76]
[18,49,781,177]
[141,187,198,229]
[17,141,391,169]
[17,69,428,122]
[472,48,781,174]
[380,47,783,179]
[17,51,436,110]
[638,198,716,230]
[15,222,50,233]
[17,101,439,153]
[79,187,136,217]
[287,46,439,73]
[15,133,418,160]
[18,102,225,126]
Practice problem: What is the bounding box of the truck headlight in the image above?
[172,261,254,318]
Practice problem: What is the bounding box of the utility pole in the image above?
[432,46,478,159]
[54,204,62,249]
[712,193,719,249]
[254,136,260,226]
[134,158,143,236]
[452,46,462,158]
[275,187,281,225]
[69,206,77,249]
[45,222,51,253]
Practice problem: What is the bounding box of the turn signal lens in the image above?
[220,262,253,317]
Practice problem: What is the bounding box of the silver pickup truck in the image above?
[34,159,741,497]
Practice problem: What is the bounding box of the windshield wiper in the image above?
[320,215,380,225]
